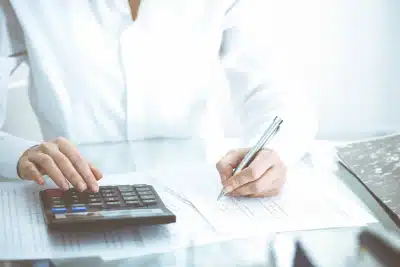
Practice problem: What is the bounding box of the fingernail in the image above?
[78,182,87,192]
[37,177,45,185]
[91,184,99,192]
[62,182,70,191]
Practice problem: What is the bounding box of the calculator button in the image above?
[45,189,64,197]
[139,191,154,196]
[106,201,121,207]
[51,207,67,213]
[88,198,102,203]
[102,193,117,197]
[143,199,157,205]
[51,196,62,201]
[100,186,114,190]
[134,184,148,188]
[136,187,150,192]
[123,196,139,201]
[140,196,156,200]
[121,192,136,196]
[125,200,142,206]
[71,205,87,212]
[71,199,81,204]
[51,200,64,206]
[100,189,114,193]
[88,193,101,197]
[118,185,133,192]
[104,197,119,202]
[88,202,104,208]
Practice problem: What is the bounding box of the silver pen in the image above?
[217,116,283,200]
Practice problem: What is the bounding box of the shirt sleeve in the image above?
[0,0,38,179]
[220,0,318,167]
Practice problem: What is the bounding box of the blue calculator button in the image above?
[51,207,67,213]
[71,205,87,212]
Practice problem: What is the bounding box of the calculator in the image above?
[40,184,176,230]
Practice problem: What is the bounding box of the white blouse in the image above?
[0,0,317,178]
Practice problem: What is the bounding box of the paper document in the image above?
[0,173,215,261]
[152,163,378,238]
[0,164,377,261]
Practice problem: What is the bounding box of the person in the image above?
[0,0,317,197]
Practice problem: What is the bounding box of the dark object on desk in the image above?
[293,241,316,267]
[39,184,176,230]
[358,229,400,267]
[336,134,400,228]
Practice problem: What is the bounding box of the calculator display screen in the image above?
[54,209,164,220]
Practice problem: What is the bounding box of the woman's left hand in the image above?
[216,148,287,197]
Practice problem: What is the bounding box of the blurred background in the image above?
[3,0,400,142]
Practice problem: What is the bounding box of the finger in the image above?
[40,142,89,192]
[239,149,279,181]
[216,148,249,181]
[29,153,70,190]
[19,159,45,185]
[248,174,287,198]
[247,148,279,178]
[222,167,261,194]
[223,148,282,194]
[55,137,98,192]
[248,189,279,198]
[89,164,103,181]
[221,149,277,193]
[229,165,282,197]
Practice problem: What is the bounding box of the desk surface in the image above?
[1,139,398,267]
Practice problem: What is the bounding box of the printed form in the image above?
[152,163,378,238]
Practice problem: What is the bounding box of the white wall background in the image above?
[263,0,400,140]
[3,0,400,142]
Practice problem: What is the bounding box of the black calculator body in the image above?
[40,184,176,230]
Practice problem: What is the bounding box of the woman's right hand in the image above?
[17,137,103,192]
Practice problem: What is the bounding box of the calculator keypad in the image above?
[45,185,159,214]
